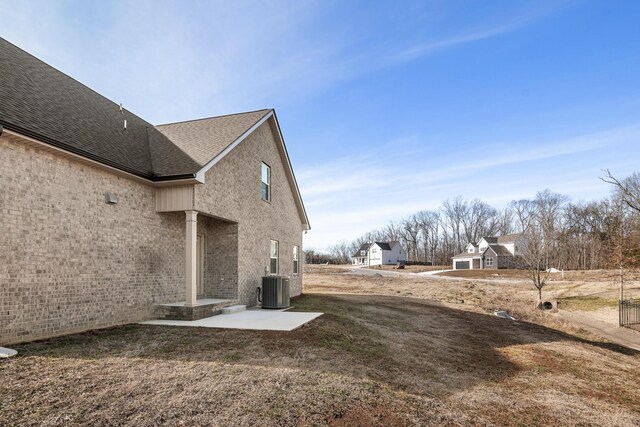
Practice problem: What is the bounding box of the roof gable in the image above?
[374,242,392,251]
[0,37,309,227]
[488,244,513,256]
[353,243,372,257]
[156,110,271,166]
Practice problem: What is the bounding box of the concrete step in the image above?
[222,304,246,315]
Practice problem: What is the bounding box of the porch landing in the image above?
[154,298,236,321]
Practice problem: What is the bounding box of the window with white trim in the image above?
[261,162,271,202]
[270,240,279,274]
[293,245,299,275]
[486,257,494,267]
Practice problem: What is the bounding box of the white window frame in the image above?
[486,257,494,267]
[270,240,279,275]
[261,162,271,202]
[293,245,299,275]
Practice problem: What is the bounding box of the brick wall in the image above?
[0,118,306,344]
[0,135,187,344]
[193,119,304,306]
[200,217,239,300]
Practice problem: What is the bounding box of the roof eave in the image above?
[2,126,199,187]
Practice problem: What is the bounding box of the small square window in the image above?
[261,162,271,202]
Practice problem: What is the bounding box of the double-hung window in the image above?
[261,162,271,202]
[270,240,279,274]
[293,245,299,275]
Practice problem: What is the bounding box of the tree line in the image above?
[318,172,640,270]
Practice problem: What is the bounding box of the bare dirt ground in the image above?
[1,267,639,426]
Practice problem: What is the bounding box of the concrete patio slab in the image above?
[141,308,323,331]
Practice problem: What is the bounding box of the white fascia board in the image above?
[194,111,274,183]
[194,109,311,231]
[267,111,311,230]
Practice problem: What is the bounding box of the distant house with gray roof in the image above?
[352,241,406,266]
[452,233,524,270]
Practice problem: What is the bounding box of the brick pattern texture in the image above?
[193,120,304,306]
[0,118,305,344]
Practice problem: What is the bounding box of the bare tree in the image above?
[602,170,640,213]
[400,216,420,261]
[534,190,569,270]
[415,210,440,265]
[519,217,552,306]
[510,199,535,232]
[462,199,499,243]
[442,197,468,254]
[327,240,352,264]
[496,207,515,236]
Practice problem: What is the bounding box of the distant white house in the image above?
[452,233,524,270]
[352,241,406,266]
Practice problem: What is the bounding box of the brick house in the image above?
[451,234,523,270]
[0,38,310,344]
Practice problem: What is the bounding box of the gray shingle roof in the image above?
[0,37,271,180]
[156,110,271,166]
[480,237,498,244]
[352,241,395,258]
[374,242,392,250]
[452,252,483,259]
[497,233,521,243]
[352,243,372,258]
[487,244,513,257]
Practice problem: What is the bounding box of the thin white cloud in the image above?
[0,0,576,123]
[300,122,640,250]
[396,18,536,61]
[394,1,577,62]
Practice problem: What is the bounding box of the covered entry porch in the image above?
[155,187,239,319]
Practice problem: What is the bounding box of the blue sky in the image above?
[1,0,639,251]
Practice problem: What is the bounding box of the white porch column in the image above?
[185,210,198,307]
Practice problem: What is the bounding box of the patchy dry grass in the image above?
[2,269,640,426]
[559,295,619,311]
[440,267,640,283]
[439,268,532,280]
[375,264,450,273]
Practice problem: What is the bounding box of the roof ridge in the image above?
[155,108,272,127]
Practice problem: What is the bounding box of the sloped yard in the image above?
[1,290,639,426]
